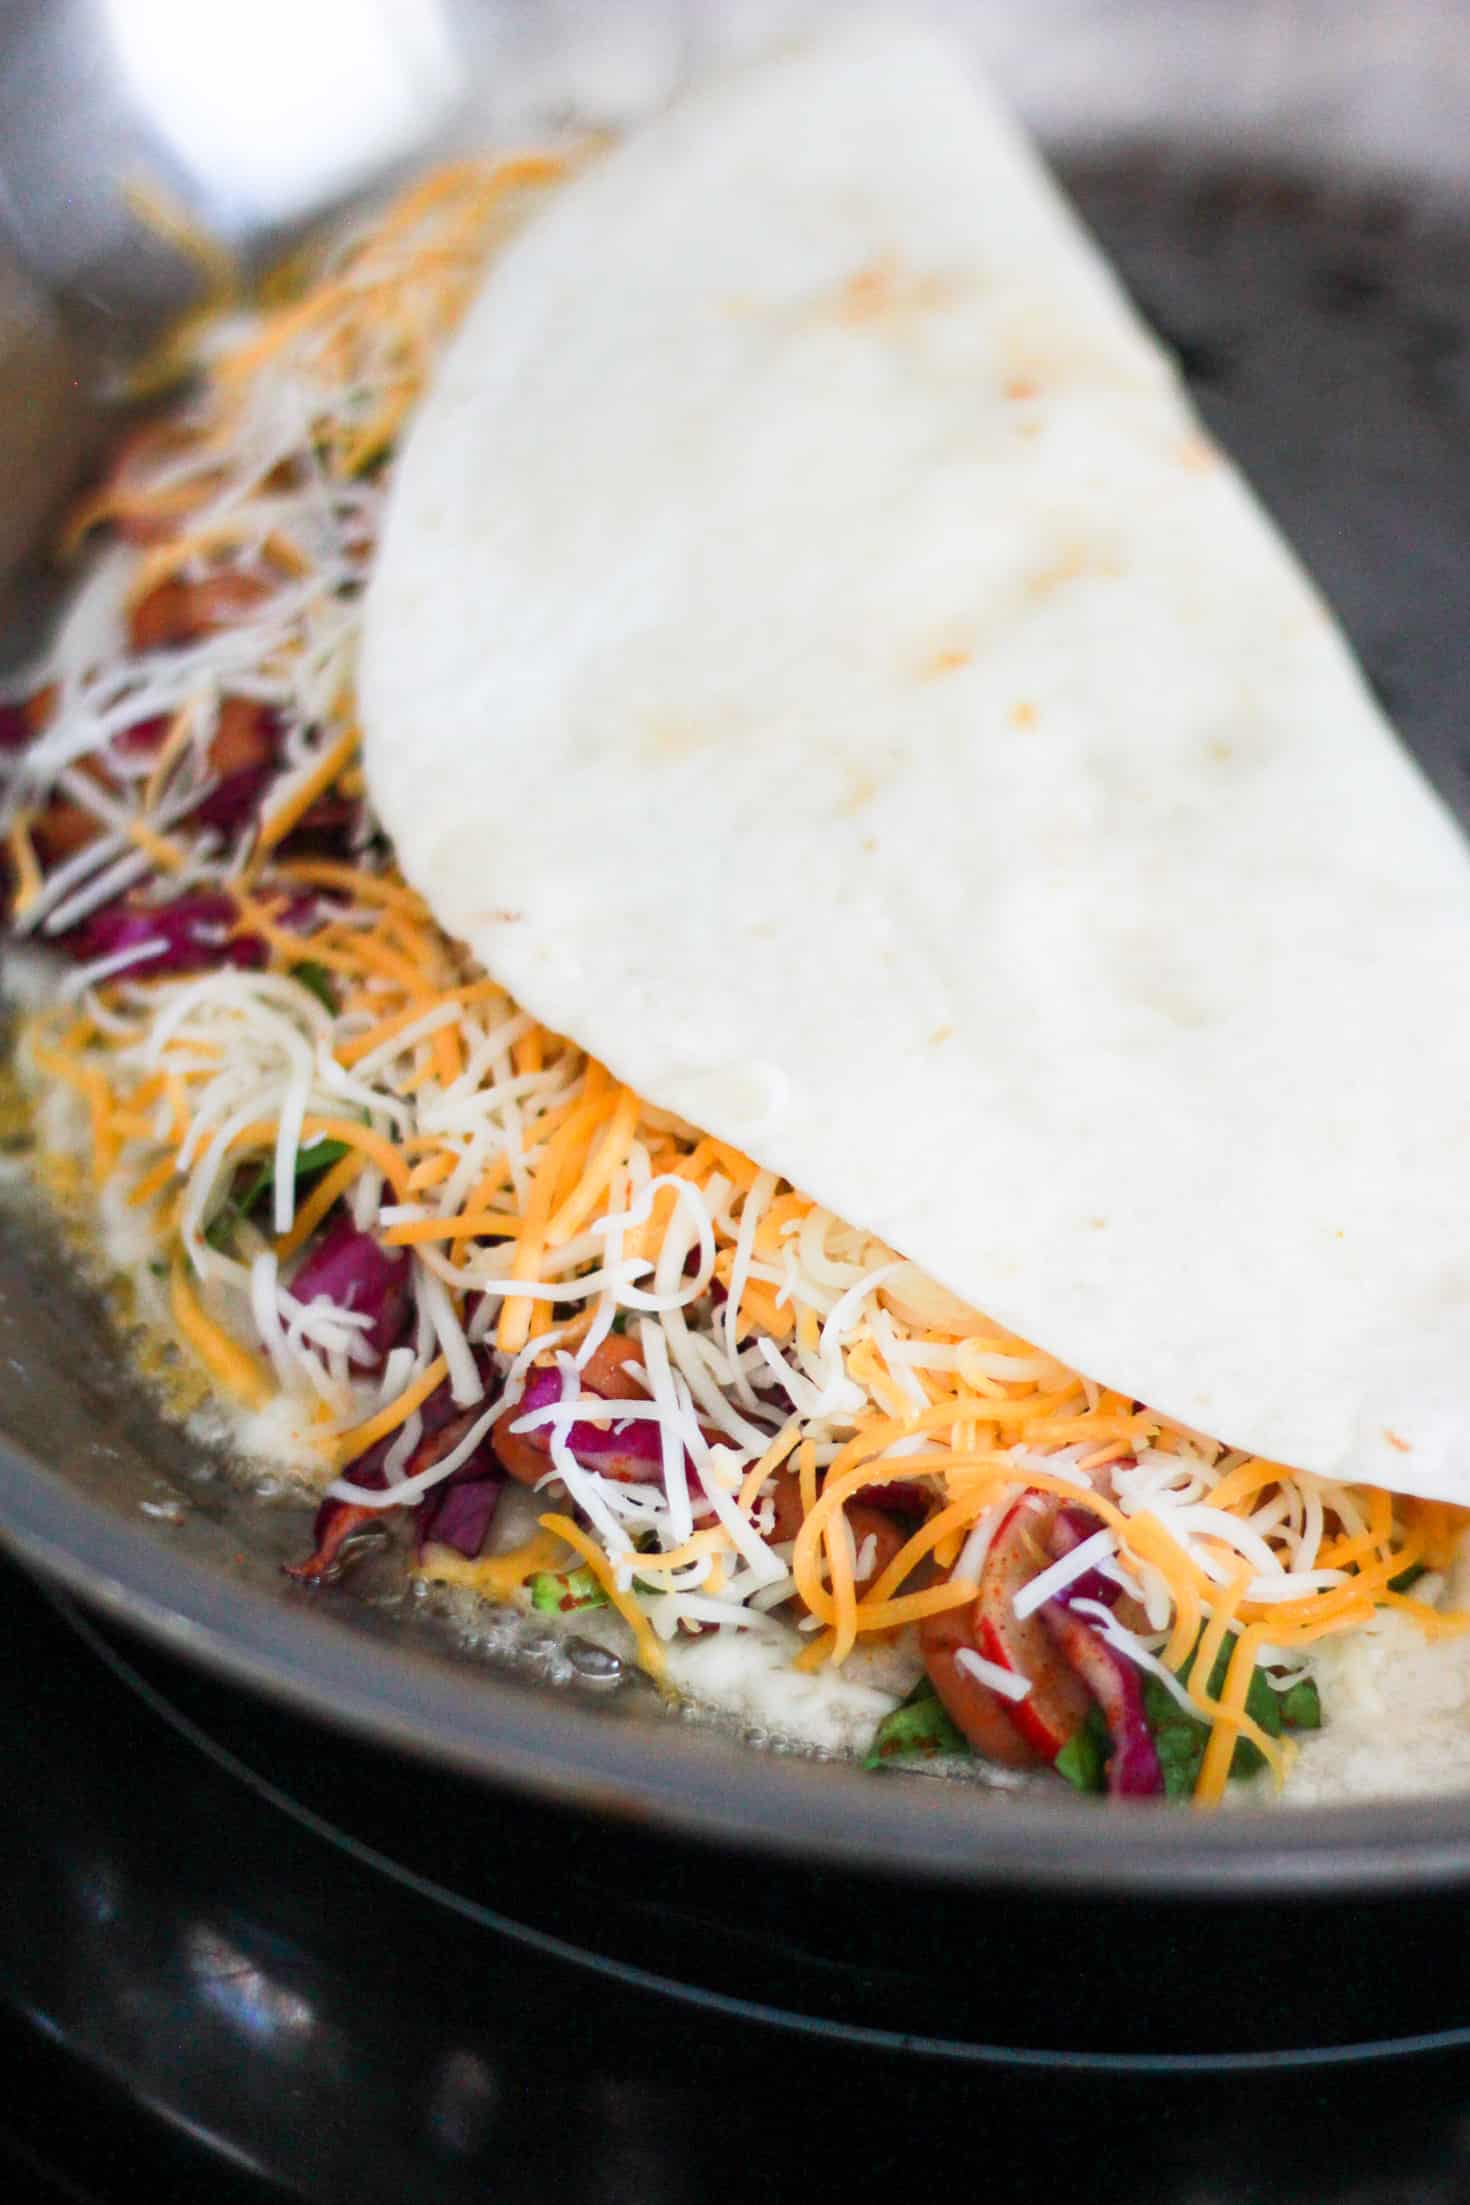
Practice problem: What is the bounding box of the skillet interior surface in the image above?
[5,0,1470,1898]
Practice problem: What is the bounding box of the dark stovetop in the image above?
[9,1549,1470,2203]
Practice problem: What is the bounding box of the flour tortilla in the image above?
[361,15,1470,1502]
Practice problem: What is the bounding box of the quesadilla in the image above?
[364,14,1470,1507]
[6,15,1470,1807]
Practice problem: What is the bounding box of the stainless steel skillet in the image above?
[5,0,1470,1904]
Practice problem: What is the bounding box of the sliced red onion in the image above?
[853,1479,926,1517]
[415,1469,502,1559]
[289,1213,411,1365]
[1047,1503,1121,1609]
[272,890,325,936]
[109,714,170,759]
[66,894,267,976]
[189,703,282,831]
[285,794,358,854]
[287,1385,501,1580]
[406,1403,506,1557]
[193,763,275,833]
[563,1416,666,1480]
[346,1372,465,1489]
[1042,1601,1164,1799]
[505,1363,668,1486]
[284,1490,387,1583]
[514,1365,566,1420]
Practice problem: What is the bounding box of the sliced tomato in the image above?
[972,1492,1091,1762]
[919,1591,1041,1769]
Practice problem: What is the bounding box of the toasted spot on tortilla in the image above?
[836,255,896,321]
[829,253,958,328]
[1028,543,1121,596]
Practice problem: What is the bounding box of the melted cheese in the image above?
[7,122,1468,1807]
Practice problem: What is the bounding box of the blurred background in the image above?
[4,0,1470,743]
[4,0,1470,350]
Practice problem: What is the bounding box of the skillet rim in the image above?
[8,1435,1470,1899]
[7,0,1470,1906]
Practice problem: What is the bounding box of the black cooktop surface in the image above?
[8,1549,1470,2204]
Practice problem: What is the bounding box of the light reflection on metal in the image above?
[99,0,464,225]
[429,2045,501,2156]
[76,1856,121,1926]
[184,1920,315,2049]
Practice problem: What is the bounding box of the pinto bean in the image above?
[492,1395,555,1488]
[846,1504,909,1589]
[32,795,104,864]
[209,694,277,777]
[761,1464,806,1544]
[99,422,217,546]
[129,570,272,653]
[759,1479,911,1620]
[577,1333,649,1400]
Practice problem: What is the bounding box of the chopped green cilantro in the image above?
[530,1566,608,1616]
[290,959,337,1012]
[1055,1704,1111,1793]
[204,1133,351,1252]
[863,1675,969,1771]
[1139,1631,1322,1797]
[1278,1676,1322,1731]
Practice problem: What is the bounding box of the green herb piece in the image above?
[204,1210,238,1254]
[1140,1672,1212,1799]
[530,1566,608,1616]
[290,959,337,1012]
[609,1311,630,1336]
[246,1134,351,1212]
[1204,1633,1283,1750]
[1138,1628,1311,1798]
[204,1133,352,1252]
[862,1675,969,1771]
[1055,1704,1110,1794]
[1389,1562,1427,1595]
[1279,1676,1322,1731]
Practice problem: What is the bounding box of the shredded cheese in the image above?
[7,142,1466,1811]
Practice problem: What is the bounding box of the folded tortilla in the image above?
[361,15,1470,1502]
